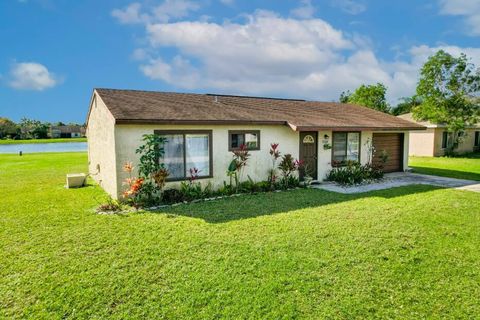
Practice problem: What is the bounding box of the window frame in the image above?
[475,131,480,147]
[441,131,449,149]
[228,130,261,151]
[154,130,213,182]
[331,131,361,166]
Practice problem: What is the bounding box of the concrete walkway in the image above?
[312,172,480,194]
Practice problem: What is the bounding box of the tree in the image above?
[391,96,422,116]
[19,118,49,139]
[0,118,20,139]
[339,83,390,113]
[413,50,480,154]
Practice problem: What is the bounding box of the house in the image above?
[50,125,86,138]
[86,89,425,199]
[398,113,480,156]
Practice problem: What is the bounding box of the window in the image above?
[475,131,480,147]
[441,131,449,149]
[332,132,360,165]
[228,130,260,150]
[155,130,212,180]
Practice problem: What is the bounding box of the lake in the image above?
[0,142,88,154]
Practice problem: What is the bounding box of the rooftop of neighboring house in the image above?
[397,113,480,129]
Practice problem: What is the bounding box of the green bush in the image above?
[326,162,384,186]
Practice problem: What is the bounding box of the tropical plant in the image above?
[121,162,145,208]
[133,134,168,205]
[268,143,281,188]
[413,50,480,154]
[278,154,302,189]
[227,144,250,191]
[326,161,384,186]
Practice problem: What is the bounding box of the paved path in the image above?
[312,172,480,194]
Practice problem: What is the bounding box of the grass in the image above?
[1,152,480,319]
[0,137,86,144]
[410,153,480,181]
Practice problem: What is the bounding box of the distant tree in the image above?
[54,121,66,126]
[391,96,422,116]
[19,118,49,139]
[340,83,390,113]
[413,50,480,154]
[0,118,20,139]
[339,91,351,103]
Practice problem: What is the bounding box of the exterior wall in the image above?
[86,93,118,198]
[433,128,479,156]
[114,124,300,198]
[106,126,409,198]
[407,129,435,157]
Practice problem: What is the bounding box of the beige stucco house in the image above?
[87,89,425,199]
[398,113,480,157]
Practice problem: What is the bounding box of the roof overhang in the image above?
[115,119,288,126]
[292,125,427,132]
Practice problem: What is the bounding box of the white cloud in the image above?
[112,0,200,24]
[8,62,59,91]
[114,5,480,103]
[112,2,146,24]
[439,0,480,35]
[291,0,316,19]
[331,0,366,15]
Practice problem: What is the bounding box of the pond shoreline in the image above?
[0,138,87,145]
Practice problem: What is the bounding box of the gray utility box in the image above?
[66,173,87,188]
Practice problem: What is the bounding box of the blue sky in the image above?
[1,0,479,123]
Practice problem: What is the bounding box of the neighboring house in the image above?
[86,89,425,199]
[50,125,86,138]
[398,113,480,157]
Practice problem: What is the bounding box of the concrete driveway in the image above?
[313,172,480,194]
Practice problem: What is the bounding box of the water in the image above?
[0,142,88,154]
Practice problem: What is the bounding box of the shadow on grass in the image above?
[157,184,443,224]
[410,166,480,181]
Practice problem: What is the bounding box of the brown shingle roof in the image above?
[94,88,425,131]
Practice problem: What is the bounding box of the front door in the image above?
[299,132,318,180]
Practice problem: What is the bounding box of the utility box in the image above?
[66,173,86,188]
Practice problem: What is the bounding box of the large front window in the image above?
[332,132,360,165]
[156,130,212,180]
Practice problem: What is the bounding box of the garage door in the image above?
[372,133,404,173]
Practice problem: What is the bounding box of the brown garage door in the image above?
[372,133,404,173]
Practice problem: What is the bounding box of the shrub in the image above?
[326,161,384,186]
[162,189,184,204]
[278,154,303,188]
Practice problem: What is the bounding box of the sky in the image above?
[1,0,480,123]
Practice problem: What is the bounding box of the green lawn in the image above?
[410,154,480,181]
[1,153,480,319]
[0,137,86,144]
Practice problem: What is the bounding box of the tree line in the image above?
[340,50,480,154]
[0,118,85,140]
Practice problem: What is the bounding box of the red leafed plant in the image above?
[121,161,145,207]
[268,143,281,187]
[188,167,201,183]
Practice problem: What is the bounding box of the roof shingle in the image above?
[93,88,425,131]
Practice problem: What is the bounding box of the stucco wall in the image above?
[407,129,435,157]
[103,126,409,198]
[433,128,479,156]
[86,93,118,197]
[114,124,300,198]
